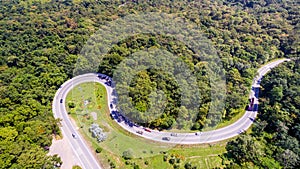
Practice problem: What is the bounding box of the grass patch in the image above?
[131,143,226,169]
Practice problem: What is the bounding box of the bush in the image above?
[133,163,140,169]
[125,160,131,165]
[163,155,168,161]
[110,162,116,168]
[122,149,134,160]
[68,102,76,108]
[169,158,175,164]
[95,147,103,153]
[185,162,192,169]
[144,161,149,165]
[173,164,180,169]
[72,165,82,169]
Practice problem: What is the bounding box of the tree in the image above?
[72,165,82,169]
[270,86,283,102]
[277,149,299,169]
[225,134,264,164]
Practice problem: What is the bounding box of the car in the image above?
[105,81,112,86]
[110,113,115,119]
[144,128,151,132]
[128,122,134,127]
[97,74,105,79]
[72,133,77,138]
[110,103,113,109]
[60,99,63,103]
[136,131,143,135]
[162,137,171,141]
[170,133,177,137]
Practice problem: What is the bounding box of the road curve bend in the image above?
[52,76,104,169]
[52,58,290,168]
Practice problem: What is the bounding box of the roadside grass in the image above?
[131,143,227,168]
[203,108,246,131]
[65,82,227,168]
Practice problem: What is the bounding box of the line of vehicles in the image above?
[97,74,112,86]
[110,110,136,127]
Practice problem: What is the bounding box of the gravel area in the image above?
[48,136,82,169]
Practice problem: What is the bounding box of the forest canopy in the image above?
[225,59,300,168]
[0,0,299,168]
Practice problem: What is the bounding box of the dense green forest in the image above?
[224,59,300,168]
[0,0,298,168]
[95,0,299,130]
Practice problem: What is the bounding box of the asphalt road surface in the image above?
[52,58,290,168]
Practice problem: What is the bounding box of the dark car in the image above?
[136,131,143,135]
[60,99,63,103]
[97,74,105,79]
[110,104,113,109]
[105,81,111,86]
[162,137,171,141]
[170,133,177,137]
[128,122,134,127]
[72,133,77,138]
[110,113,115,119]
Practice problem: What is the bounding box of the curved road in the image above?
[52,58,290,168]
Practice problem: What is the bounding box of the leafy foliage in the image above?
[0,0,298,167]
[225,59,300,168]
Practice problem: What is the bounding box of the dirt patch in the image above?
[48,137,82,169]
[91,112,97,120]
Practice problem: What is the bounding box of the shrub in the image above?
[122,149,134,160]
[68,102,76,108]
[163,155,168,161]
[110,162,116,168]
[185,162,192,169]
[169,158,175,164]
[95,147,103,153]
[173,164,180,169]
[125,160,131,165]
[133,163,140,169]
